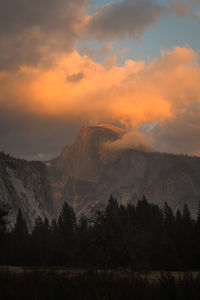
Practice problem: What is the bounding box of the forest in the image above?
[0,196,200,271]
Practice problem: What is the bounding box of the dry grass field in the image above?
[0,267,200,299]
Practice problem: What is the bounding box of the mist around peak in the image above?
[103,130,154,152]
[95,124,128,135]
[76,124,153,152]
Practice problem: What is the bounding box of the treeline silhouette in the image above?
[0,196,200,270]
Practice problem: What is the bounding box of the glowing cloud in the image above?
[0,46,200,157]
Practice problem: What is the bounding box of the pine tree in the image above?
[163,202,176,243]
[88,196,123,269]
[194,203,200,268]
[49,218,60,265]
[181,204,194,268]
[182,204,193,228]
[0,202,10,264]
[76,214,90,267]
[13,209,29,240]
[58,202,76,236]
[12,208,29,265]
[57,202,77,266]
[105,195,118,216]
[126,203,136,228]
[174,209,182,268]
[195,203,200,235]
[0,202,10,236]
[135,196,150,231]
[31,216,51,265]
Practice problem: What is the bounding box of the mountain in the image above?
[47,124,200,217]
[2,124,200,229]
[0,152,55,229]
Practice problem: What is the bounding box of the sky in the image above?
[0,0,200,160]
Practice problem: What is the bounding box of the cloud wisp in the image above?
[104,131,154,152]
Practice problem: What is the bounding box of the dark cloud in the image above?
[150,102,200,156]
[0,0,174,70]
[67,72,84,83]
[169,0,200,19]
[170,1,193,17]
[0,108,80,160]
[0,0,89,34]
[84,0,169,41]
[0,0,91,70]
[169,0,200,18]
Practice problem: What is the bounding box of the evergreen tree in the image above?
[0,202,10,264]
[0,196,198,271]
[13,209,29,239]
[194,203,200,268]
[76,214,90,267]
[158,203,177,271]
[105,195,119,223]
[78,214,88,232]
[135,196,150,231]
[49,218,60,265]
[196,203,200,226]
[181,204,194,268]
[12,209,29,265]
[175,209,182,236]
[126,203,136,229]
[182,204,193,229]
[0,202,10,236]
[57,202,77,266]
[174,209,182,268]
[88,196,125,269]
[163,202,175,240]
[31,216,50,265]
[58,202,76,235]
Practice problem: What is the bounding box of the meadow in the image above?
[0,268,200,300]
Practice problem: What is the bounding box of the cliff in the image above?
[0,152,55,229]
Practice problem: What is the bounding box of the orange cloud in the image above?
[0,47,200,139]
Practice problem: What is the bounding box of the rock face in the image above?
[48,124,200,217]
[47,124,127,214]
[57,124,127,181]
[0,152,55,229]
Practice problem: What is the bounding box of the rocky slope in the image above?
[47,124,200,217]
[0,152,55,229]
